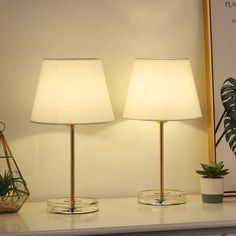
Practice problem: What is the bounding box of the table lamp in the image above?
[31,58,114,214]
[123,58,202,206]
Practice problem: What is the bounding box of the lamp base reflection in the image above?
[47,197,99,214]
[138,189,186,206]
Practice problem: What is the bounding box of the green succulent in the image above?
[0,171,25,197]
[196,161,230,178]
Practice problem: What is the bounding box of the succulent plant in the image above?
[196,161,230,178]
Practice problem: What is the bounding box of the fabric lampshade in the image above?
[31,58,114,124]
[123,58,202,121]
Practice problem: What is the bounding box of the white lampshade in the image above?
[123,58,202,121]
[31,58,114,124]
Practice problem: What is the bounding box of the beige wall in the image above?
[0,0,207,201]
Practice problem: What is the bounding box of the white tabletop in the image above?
[1,194,236,236]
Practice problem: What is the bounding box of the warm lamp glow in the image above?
[31,58,114,214]
[31,58,114,124]
[123,58,202,206]
[123,58,202,121]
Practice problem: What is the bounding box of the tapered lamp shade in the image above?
[31,58,114,124]
[123,58,202,121]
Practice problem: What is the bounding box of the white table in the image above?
[1,194,236,236]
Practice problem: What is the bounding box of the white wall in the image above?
[0,0,208,201]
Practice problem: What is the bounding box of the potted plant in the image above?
[196,161,229,203]
[0,122,29,213]
[0,171,28,213]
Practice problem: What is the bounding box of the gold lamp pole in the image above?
[70,124,75,212]
[159,121,165,203]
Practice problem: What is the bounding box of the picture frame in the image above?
[203,0,236,195]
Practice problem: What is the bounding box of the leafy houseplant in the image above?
[0,170,28,213]
[196,161,229,203]
[0,171,26,198]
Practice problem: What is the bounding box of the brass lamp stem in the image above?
[159,121,165,203]
[70,124,75,212]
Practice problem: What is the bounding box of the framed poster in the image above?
[203,0,236,195]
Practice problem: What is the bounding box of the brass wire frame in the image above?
[0,122,29,213]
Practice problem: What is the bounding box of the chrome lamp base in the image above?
[138,189,186,206]
[47,197,99,214]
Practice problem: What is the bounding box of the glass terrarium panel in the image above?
[0,123,29,213]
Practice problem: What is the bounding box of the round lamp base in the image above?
[138,189,186,206]
[47,197,99,214]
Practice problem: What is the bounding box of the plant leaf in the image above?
[0,171,27,197]
[196,161,230,178]
[221,77,236,156]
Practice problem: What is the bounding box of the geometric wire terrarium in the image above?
[0,122,29,213]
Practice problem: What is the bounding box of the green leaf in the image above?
[221,77,236,156]
[196,161,230,178]
[0,171,27,197]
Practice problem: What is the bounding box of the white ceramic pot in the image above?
[200,177,224,203]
